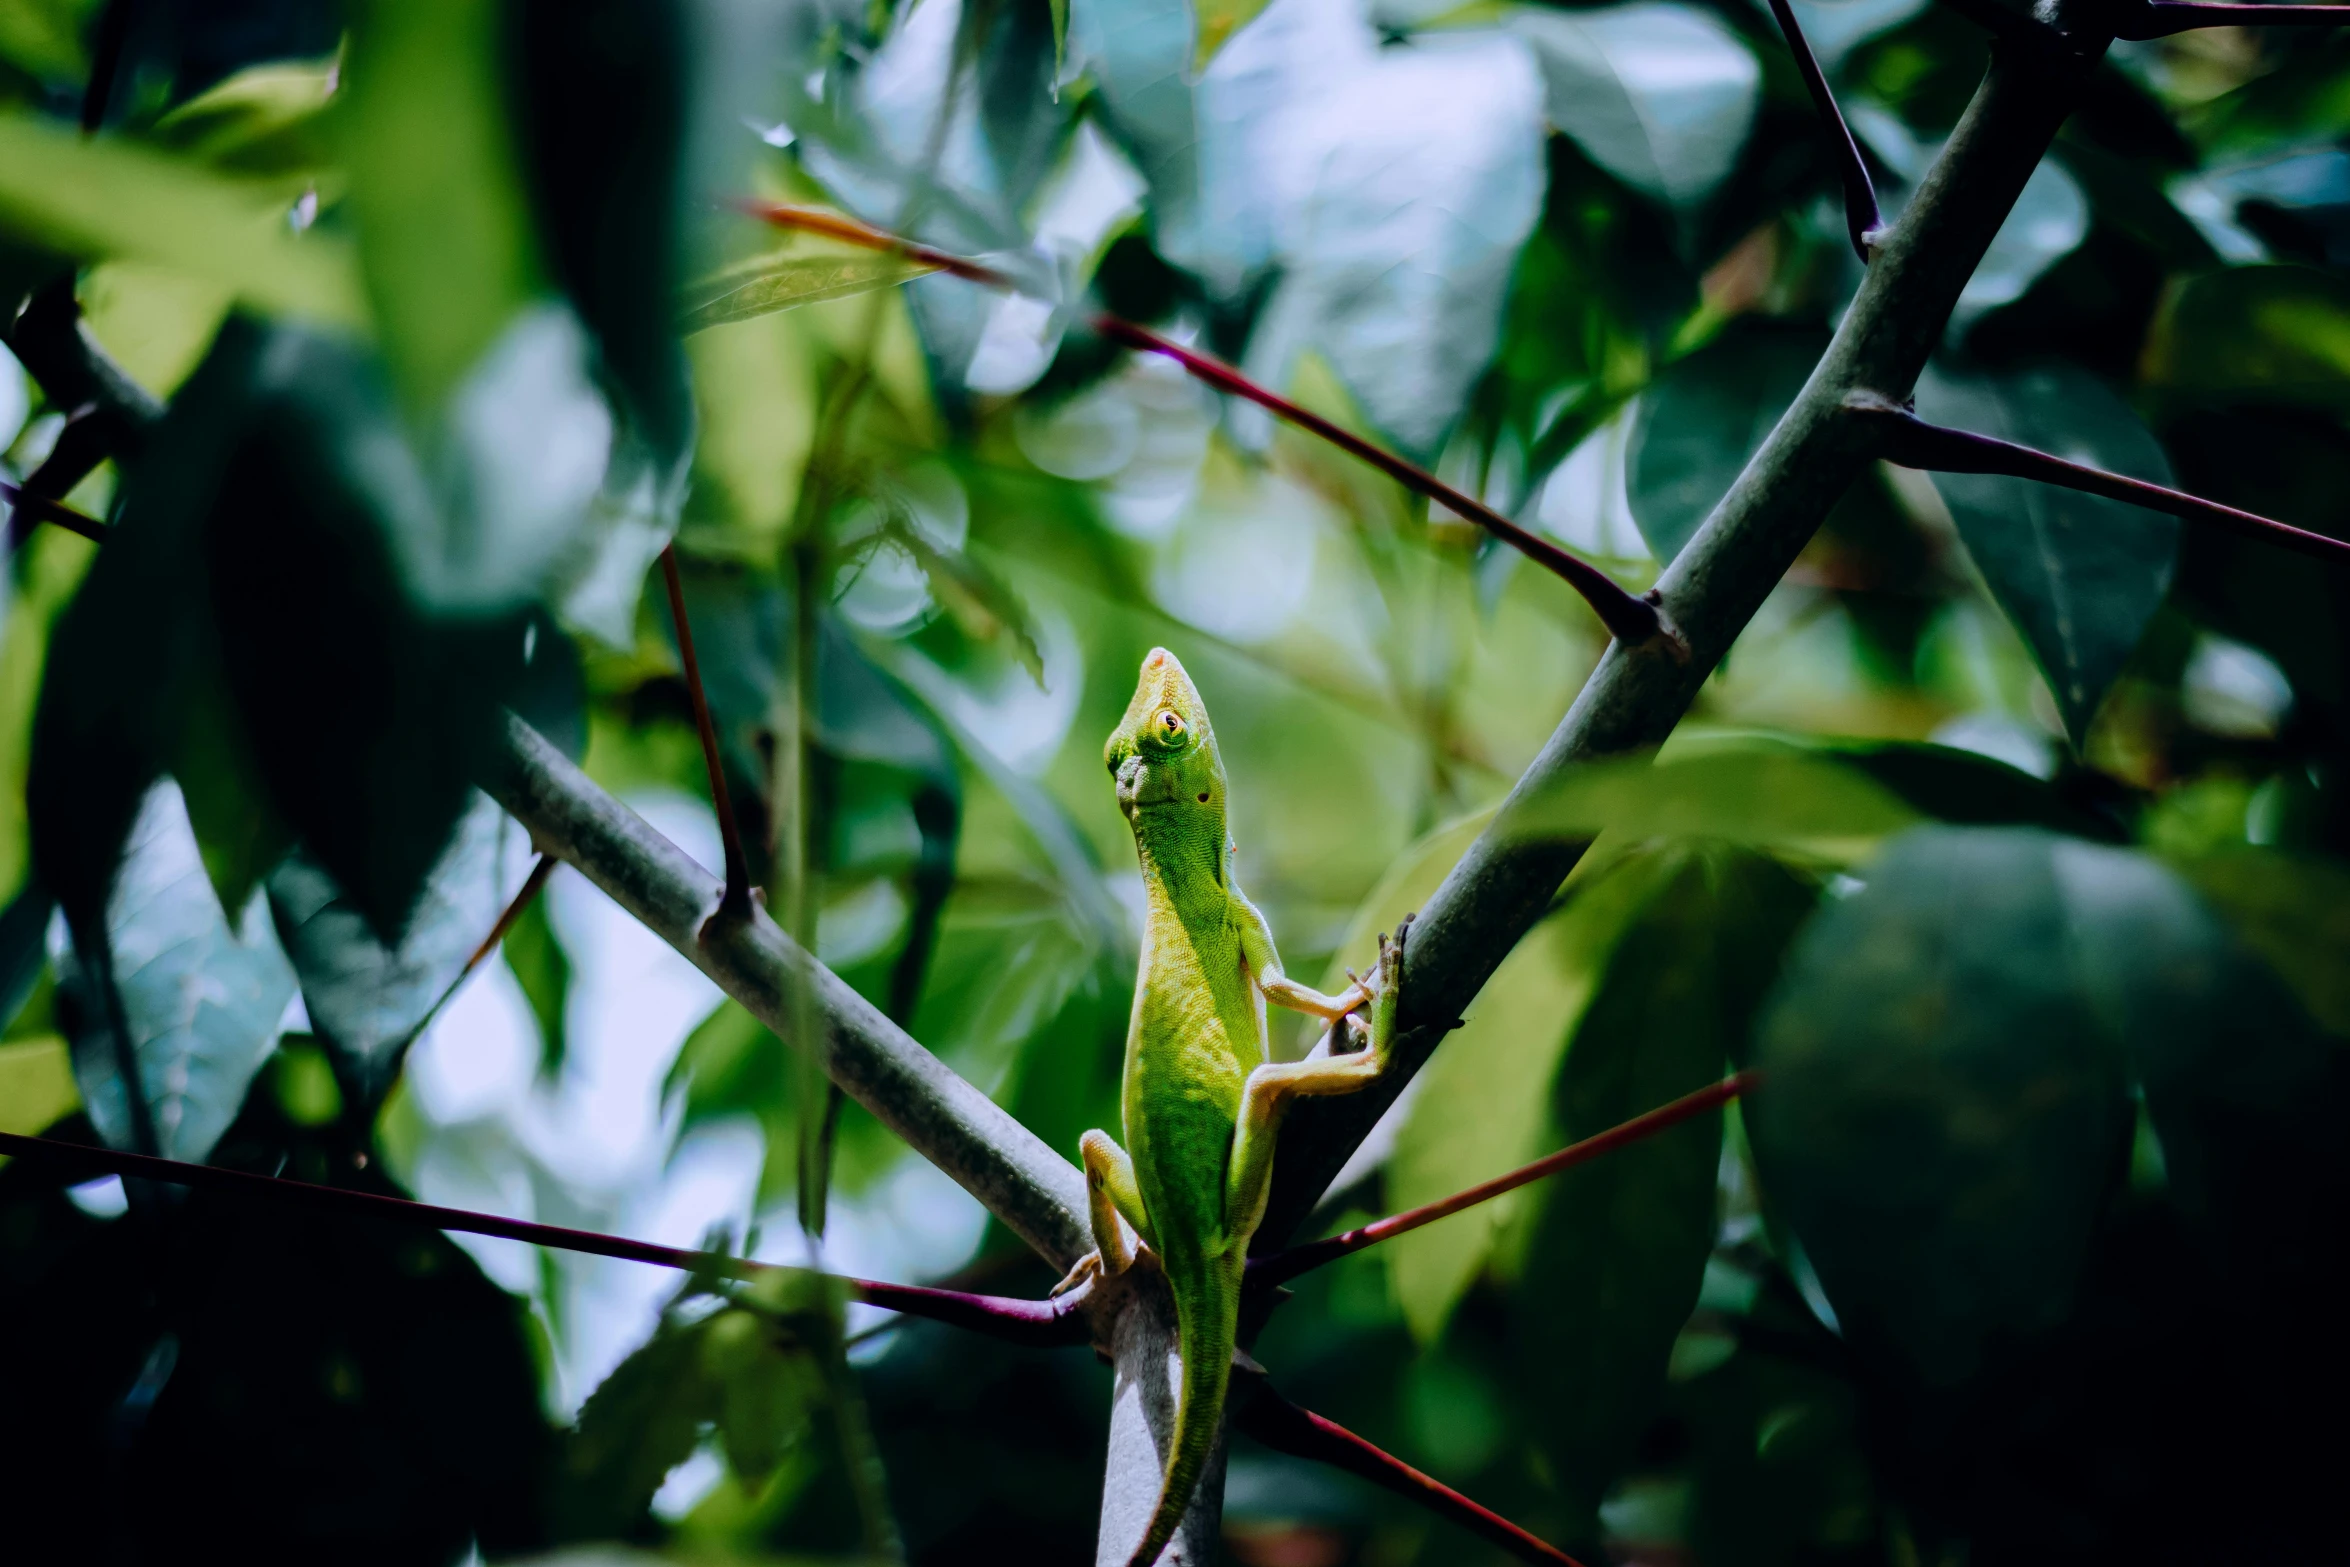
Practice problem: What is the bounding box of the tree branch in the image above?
[1,480,109,546]
[483,714,1093,1269]
[657,544,757,922]
[742,203,1671,650]
[1232,1376,1585,1567]
[1250,1073,1754,1291]
[1852,393,2350,565]
[1763,0,1884,261]
[0,1129,1090,1347]
[1251,15,2116,1252]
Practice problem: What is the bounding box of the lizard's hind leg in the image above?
[1050,1130,1151,1296]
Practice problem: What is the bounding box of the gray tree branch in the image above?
[1253,25,2115,1251]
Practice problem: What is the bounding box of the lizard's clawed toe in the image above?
[1049,1251,1103,1298]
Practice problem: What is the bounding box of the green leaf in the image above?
[1387,860,1631,1343]
[1516,843,1816,1536]
[2143,263,2350,419]
[502,878,571,1076]
[701,1305,825,1482]
[1629,324,1830,566]
[344,0,542,413]
[553,1312,721,1541]
[0,0,91,80]
[150,57,340,180]
[55,779,297,1163]
[0,1034,79,1146]
[1749,827,2140,1385]
[679,251,939,334]
[1914,363,2179,746]
[2169,846,2350,1038]
[1507,740,1920,858]
[1510,1,1761,212]
[268,794,518,1105]
[510,0,695,464]
[2046,841,2344,1298]
[0,112,362,324]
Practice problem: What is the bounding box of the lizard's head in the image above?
[1105,647,1225,822]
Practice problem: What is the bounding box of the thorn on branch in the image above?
[743,204,1672,652]
[1847,392,2350,567]
[1250,1073,1755,1291]
[658,544,758,925]
[2118,1,2350,36]
[0,1129,1091,1348]
[1232,1375,1587,1567]
[1763,0,1884,262]
[1,479,109,550]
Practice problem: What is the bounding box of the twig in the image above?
[1250,1073,1754,1290]
[658,544,757,923]
[1850,393,2350,566]
[1,480,109,546]
[1763,0,1884,261]
[741,203,1670,650]
[1232,1377,1585,1567]
[462,853,558,974]
[0,1129,1091,1348]
[2119,1,2350,35]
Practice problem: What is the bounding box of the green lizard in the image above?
[1055,647,1405,1567]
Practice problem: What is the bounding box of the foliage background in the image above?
[0,0,2347,1563]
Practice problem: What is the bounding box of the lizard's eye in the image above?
[1157,710,1186,741]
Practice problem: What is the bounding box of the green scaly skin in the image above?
[1060,649,1404,1567]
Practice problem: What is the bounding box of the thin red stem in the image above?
[462,853,557,974]
[0,1129,1089,1347]
[1233,1378,1586,1567]
[1251,1072,1754,1289]
[741,204,1668,648]
[1851,395,2350,567]
[2121,1,2350,35]
[659,544,757,922]
[1762,0,1883,262]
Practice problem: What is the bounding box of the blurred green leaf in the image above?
[1915,362,2179,746]
[2169,846,2350,1038]
[55,779,296,1163]
[0,1034,78,1142]
[1749,827,2140,1384]
[344,0,542,412]
[1508,740,1920,858]
[702,1303,826,1482]
[502,874,571,1076]
[553,1312,722,1541]
[1510,2,1761,212]
[0,883,54,1035]
[0,0,91,80]
[268,793,516,1105]
[0,112,361,323]
[151,57,340,180]
[1629,324,1830,566]
[1517,843,1815,1538]
[2144,263,2350,419]
[682,252,939,334]
[511,0,695,464]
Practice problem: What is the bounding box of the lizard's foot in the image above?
[1048,1250,1102,1297]
[1366,915,1411,1066]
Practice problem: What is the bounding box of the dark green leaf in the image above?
[150,58,340,179]
[1517,843,1817,1537]
[511,0,696,465]
[55,780,296,1163]
[2169,846,2350,1038]
[502,879,571,1077]
[1510,2,1761,211]
[2144,264,2350,420]
[1749,827,2139,1385]
[2054,842,2347,1297]
[552,1312,719,1541]
[1630,324,1831,566]
[1914,362,2179,745]
[269,794,518,1104]
[0,883,53,1035]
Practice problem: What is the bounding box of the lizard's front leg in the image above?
[1050,1128,1152,1296]
[1224,921,1407,1241]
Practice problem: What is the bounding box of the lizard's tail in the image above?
[1123,1259,1238,1567]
